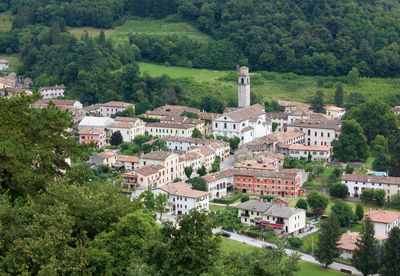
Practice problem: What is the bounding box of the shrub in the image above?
[295,198,308,210]
[329,183,348,198]
[288,236,304,249]
[241,195,250,203]
[213,193,242,204]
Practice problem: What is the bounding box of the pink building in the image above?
[78,126,107,148]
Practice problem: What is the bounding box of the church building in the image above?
[212,67,271,144]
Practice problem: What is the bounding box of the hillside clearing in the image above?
[0,11,13,31]
[112,18,211,43]
[68,27,117,39]
[138,62,228,82]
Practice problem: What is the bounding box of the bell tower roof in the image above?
[238,66,249,75]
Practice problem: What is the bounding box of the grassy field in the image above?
[135,62,400,105]
[111,17,211,43]
[138,62,228,82]
[220,238,345,275]
[0,54,21,71]
[68,27,117,39]
[0,11,13,31]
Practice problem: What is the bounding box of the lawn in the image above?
[298,261,345,276]
[363,156,375,170]
[210,205,228,212]
[111,17,211,43]
[0,54,21,71]
[68,27,117,39]
[220,238,345,275]
[0,11,13,31]
[138,62,229,82]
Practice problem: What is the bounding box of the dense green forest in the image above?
[3,0,400,76]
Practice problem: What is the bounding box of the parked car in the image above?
[221,231,231,237]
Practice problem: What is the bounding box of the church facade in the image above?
[212,67,271,144]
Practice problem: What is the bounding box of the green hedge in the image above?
[213,193,242,204]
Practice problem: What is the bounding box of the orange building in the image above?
[234,168,305,197]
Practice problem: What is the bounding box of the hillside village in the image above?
[3,61,400,274]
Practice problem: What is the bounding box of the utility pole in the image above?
[312,235,314,256]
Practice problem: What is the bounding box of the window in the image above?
[224,122,227,129]
[215,123,218,128]
[233,124,236,129]
[315,132,317,136]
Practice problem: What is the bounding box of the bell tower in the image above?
[238,66,250,108]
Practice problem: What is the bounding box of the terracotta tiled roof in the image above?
[163,136,229,146]
[95,151,117,159]
[179,152,201,162]
[289,119,341,131]
[254,152,285,161]
[101,101,134,108]
[266,112,288,120]
[365,210,400,224]
[144,105,199,116]
[241,126,253,132]
[198,112,219,121]
[196,145,215,156]
[161,116,203,125]
[339,232,386,251]
[38,85,66,91]
[114,116,140,122]
[159,182,209,198]
[278,100,297,107]
[141,151,174,161]
[82,104,102,112]
[111,121,135,129]
[342,174,400,185]
[117,155,139,163]
[33,99,80,107]
[202,169,235,182]
[78,126,105,135]
[220,104,265,122]
[325,105,345,111]
[234,168,298,180]
[289,144,331,151]
[131,164,164,176]
[272,130,305,143]
[0,59,8,64]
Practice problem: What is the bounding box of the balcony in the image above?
[241,213,250,218]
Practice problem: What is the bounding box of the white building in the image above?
[39,85,66,99]
[32,99,83,110]
[365,210,400,238]
[0,59,9,70]
[163,136,230,161]
[78,116,115,130]
[289,144,331,162]
[287,119,341,146]
[145,122,195,138]
[110,117,145,142]
[212,104,271,144]
[236,200,306,235]
[116,155,139,171]
[342,174,400,201]
[154,182,210,215]
[89,151,118,167]
[140,151,184,182]
[325,105,346,118]
[100,101,135,117]
[179,152,202,172]
[122,164,166,190]
[202,169,235,199]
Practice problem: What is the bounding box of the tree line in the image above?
[4,0,400,76]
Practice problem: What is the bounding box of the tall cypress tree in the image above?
[315,213,341,267]
[353,216,380,276]
[382,227,400,276]
[334,82,344,107]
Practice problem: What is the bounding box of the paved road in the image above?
[221,155,235,170]
[214,229,362,275]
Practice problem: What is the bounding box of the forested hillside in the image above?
[2,0,400,76]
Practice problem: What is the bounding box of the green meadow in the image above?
[111,17,211,43]
[0,11,13,31]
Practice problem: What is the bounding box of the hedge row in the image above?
[212,193,242,204]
